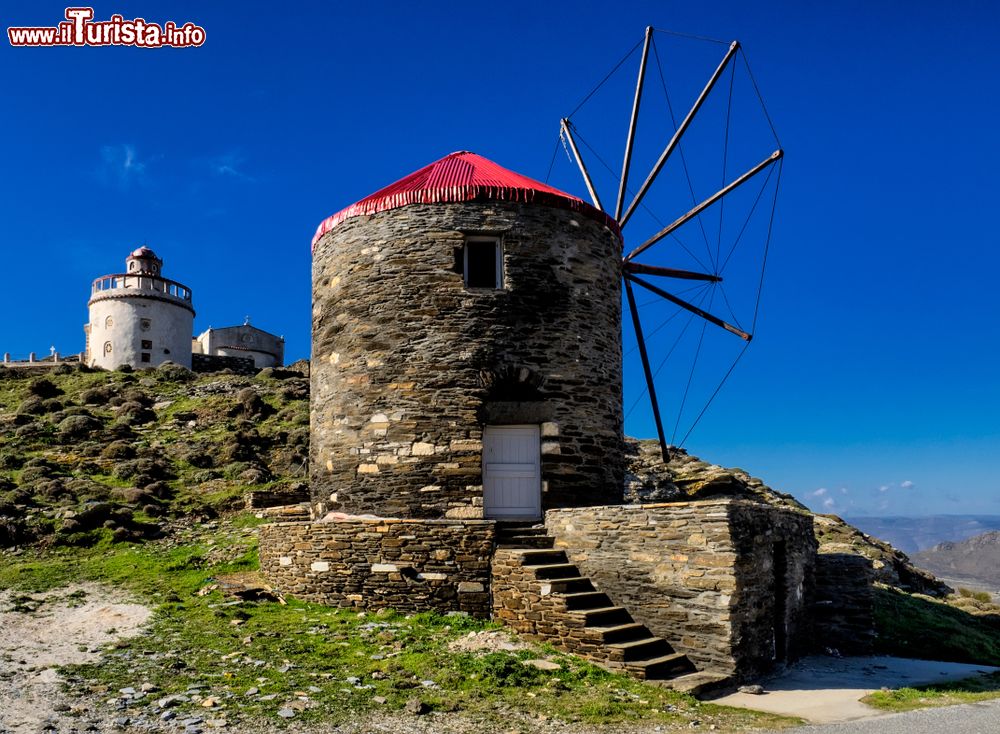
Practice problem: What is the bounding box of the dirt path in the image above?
[0,584,152,734]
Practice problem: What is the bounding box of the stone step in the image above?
[580,606,633,627]
[516,549,568,566]
[530,563,581,580]
[607,636,673,662]
[626,652,696,680]
[538,576,595,594]
[499,526,547,535]
[497,534,554,549]
[562,590,612,610]
[659,671,732,696]
[496,521,545,533]
[588,622,652,644]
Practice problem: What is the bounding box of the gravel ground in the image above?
[0,584,761,734]
[0,584,152,734]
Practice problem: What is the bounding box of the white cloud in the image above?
[209,152,254,181]
[812,488,828,497]
[839,487,849,495]
[99,144,146,186]
[900,480,915,489]
[823,498,835,509]
[879,485,890,493]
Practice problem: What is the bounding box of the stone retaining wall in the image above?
[192,353,257,375]
[544,500,816,679]
[259,517,495,616]
[812,552,875,654]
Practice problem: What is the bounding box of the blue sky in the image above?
[1,1,998,517]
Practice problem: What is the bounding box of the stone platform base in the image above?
[258,515,495,617]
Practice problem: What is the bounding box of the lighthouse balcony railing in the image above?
[90,274,193,302]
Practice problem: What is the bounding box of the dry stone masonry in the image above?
[310,200,624,519]
[259,517,495,616]
[544,499,816,680]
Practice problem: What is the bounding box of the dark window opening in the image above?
[141,340,152,349]
[140,352,151,363]
[163,348,170,355]
[464,238,502,289]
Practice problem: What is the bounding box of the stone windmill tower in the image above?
[85,246,195,369]
[310,151,625,521]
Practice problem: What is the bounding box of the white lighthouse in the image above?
[85,246,195,369]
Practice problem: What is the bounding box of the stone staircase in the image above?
[495,521,556,549]
[492,524,704,686]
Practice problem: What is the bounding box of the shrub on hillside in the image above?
[116,401,156,426]
[16,396,46,416]
[28,378,63,399]
[113,458,172,486]
[156,361,193,382]
[79,385,116,405]
[56,414,103,440]
[958,588,993,604]
[101,440,136,460]
[229,388,274,419]
[33,478,69,501]
[239,465,271,484]
[0,452,25,470]
[0,517,36,547]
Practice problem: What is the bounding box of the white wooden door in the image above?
[483,425,541,520]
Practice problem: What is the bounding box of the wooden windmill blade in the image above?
[558,26,784,464]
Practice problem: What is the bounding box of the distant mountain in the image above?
[914,531,1000,590]
[844,515,1000,555]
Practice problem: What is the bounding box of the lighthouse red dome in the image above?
[312,151,618,248]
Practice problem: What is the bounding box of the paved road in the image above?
[786,699,1000,733]
[713,655,998,724]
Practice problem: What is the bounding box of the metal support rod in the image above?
[560,119,604,211]
[625,149,783,262]
[627,273,752,341]
[624,276,670,463]
[623,261,721,282]
[615,26,653,221]
[620,40,741,229]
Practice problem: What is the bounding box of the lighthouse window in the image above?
[140,353,151,363]
[105,316,114,329]
[464,237,502,289]
[141,340,152,349]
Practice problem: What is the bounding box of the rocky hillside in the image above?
[0,362,309,548]
[914,531,1000,588]
[0,362,949,598]
[625,438,950,596]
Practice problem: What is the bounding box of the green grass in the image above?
[862,671,1000,711]
[0,518,796,731]
[874,586,1000,665]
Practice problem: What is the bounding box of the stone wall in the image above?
[727,502,817,677]
[812,552,875,655]
[310,201,624,520]
[192,353,257,375]
[244,483,310,509]
[544,500,816,679]
[259,517,495,616]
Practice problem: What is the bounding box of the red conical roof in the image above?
[312,151,619,249]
